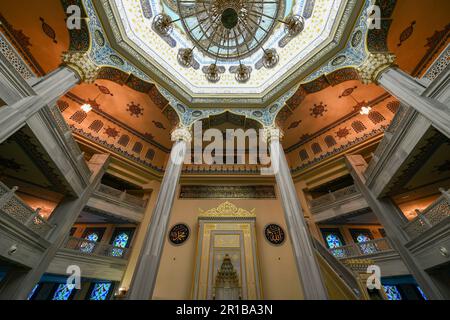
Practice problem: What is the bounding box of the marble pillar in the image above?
[0,51,100,144]
[346,154,446,300]
[126,126,192,300]
[358,53,450,138]
[264,127,328,300]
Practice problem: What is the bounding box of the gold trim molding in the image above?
[199,202,256,218]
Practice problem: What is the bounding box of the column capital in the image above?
[61,51,100,84]
[262,125,284,143]
[171,125,192,143]
[357,53,396,85]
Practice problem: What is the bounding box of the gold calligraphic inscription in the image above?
[264,224,286,245]
[214,234,241,248]
[169,224,190,245]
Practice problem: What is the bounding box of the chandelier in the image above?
[154,0,305,83]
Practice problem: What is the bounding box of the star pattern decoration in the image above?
[104,127,119,139]
[310,102,328,118]
[126,102,144,118]
[336,128,350,139]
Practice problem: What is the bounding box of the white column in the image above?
[358,53,450,138]
[264,127,328,300]
[127,126,192,300]
[0,51,99,143]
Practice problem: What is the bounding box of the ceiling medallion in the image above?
[153,1,305,83]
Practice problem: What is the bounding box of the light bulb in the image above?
[360,106,372,115]
[81,104,92,113]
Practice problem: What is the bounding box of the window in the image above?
[368,111,386,124]
[110,228,134,258]
[383,285,402,300]
[299,149,309,161]
[28,284,40,300]
[132,142,143,154]
[52,284,76,301]
[311,143,322,155]
[324,135,336,148]
[112,232,129,257]
[118,135,130,147]
[417,286,427,300]
[89,283,112,301]
[79,228,105,254]
[321,229,345,258]
[145,149,156,161]
[351,121,366,133]
[70,110,87,124]
[88,120,104,133]
[351,229,376,255]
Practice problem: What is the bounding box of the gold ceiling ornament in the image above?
[171,125,192,143]
[61,51,100,84]
[199,201,256,218]
[262,125,285,144]
[357,53,396,85]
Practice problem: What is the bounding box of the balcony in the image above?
[403,189,450,270]
[0,182,54,268]
[329,238,394,259]
[86,184,147,223]
[403,189,450,239]
[309,185,369,223]
[47,236,130,281]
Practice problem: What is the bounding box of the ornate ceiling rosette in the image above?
[83,0,371,123]
[176,0,283,61]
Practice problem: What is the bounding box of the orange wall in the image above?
[153,186,304,300]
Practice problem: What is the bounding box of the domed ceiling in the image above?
[92,0,368,111]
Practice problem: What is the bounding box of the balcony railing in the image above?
[329,238,393,259]
[96,184,147,209]
[310,185,360,209]
[0,182,55,239]
[64,236,130,260]
[403,188,450,239]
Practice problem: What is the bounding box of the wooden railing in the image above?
[403,188,450,239]
[328,238,393,259]
[96,184,147,208]
[309,185,360,208]
[64,236,130,260]
[0,182,54,238]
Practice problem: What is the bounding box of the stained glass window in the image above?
[80,233,99,254]
[111,232,129,257]
[27,284,40,300]
[383,285,402,300]
[417,286,428,300]
[356,233,376,255]
[52,284,75,301]
[326,234,345,258]
[89,283,112,301]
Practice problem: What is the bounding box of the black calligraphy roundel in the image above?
[169,224,190,245]
[264,224,286,245]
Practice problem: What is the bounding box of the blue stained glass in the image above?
[52,284,75,301]
[326,234,343,248]
[90,283,112,301]
[356,234,376,255]
[112,233,129,257]
[27,284,39,300]
[383,285,402,300]
[417,286,428,300]
[326,234,344,258]
[80,233,99,253]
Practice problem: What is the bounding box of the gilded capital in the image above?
[357,53,396,85]
[262,126,284,143]
[62,51,100,84]
[171,125,192,143]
